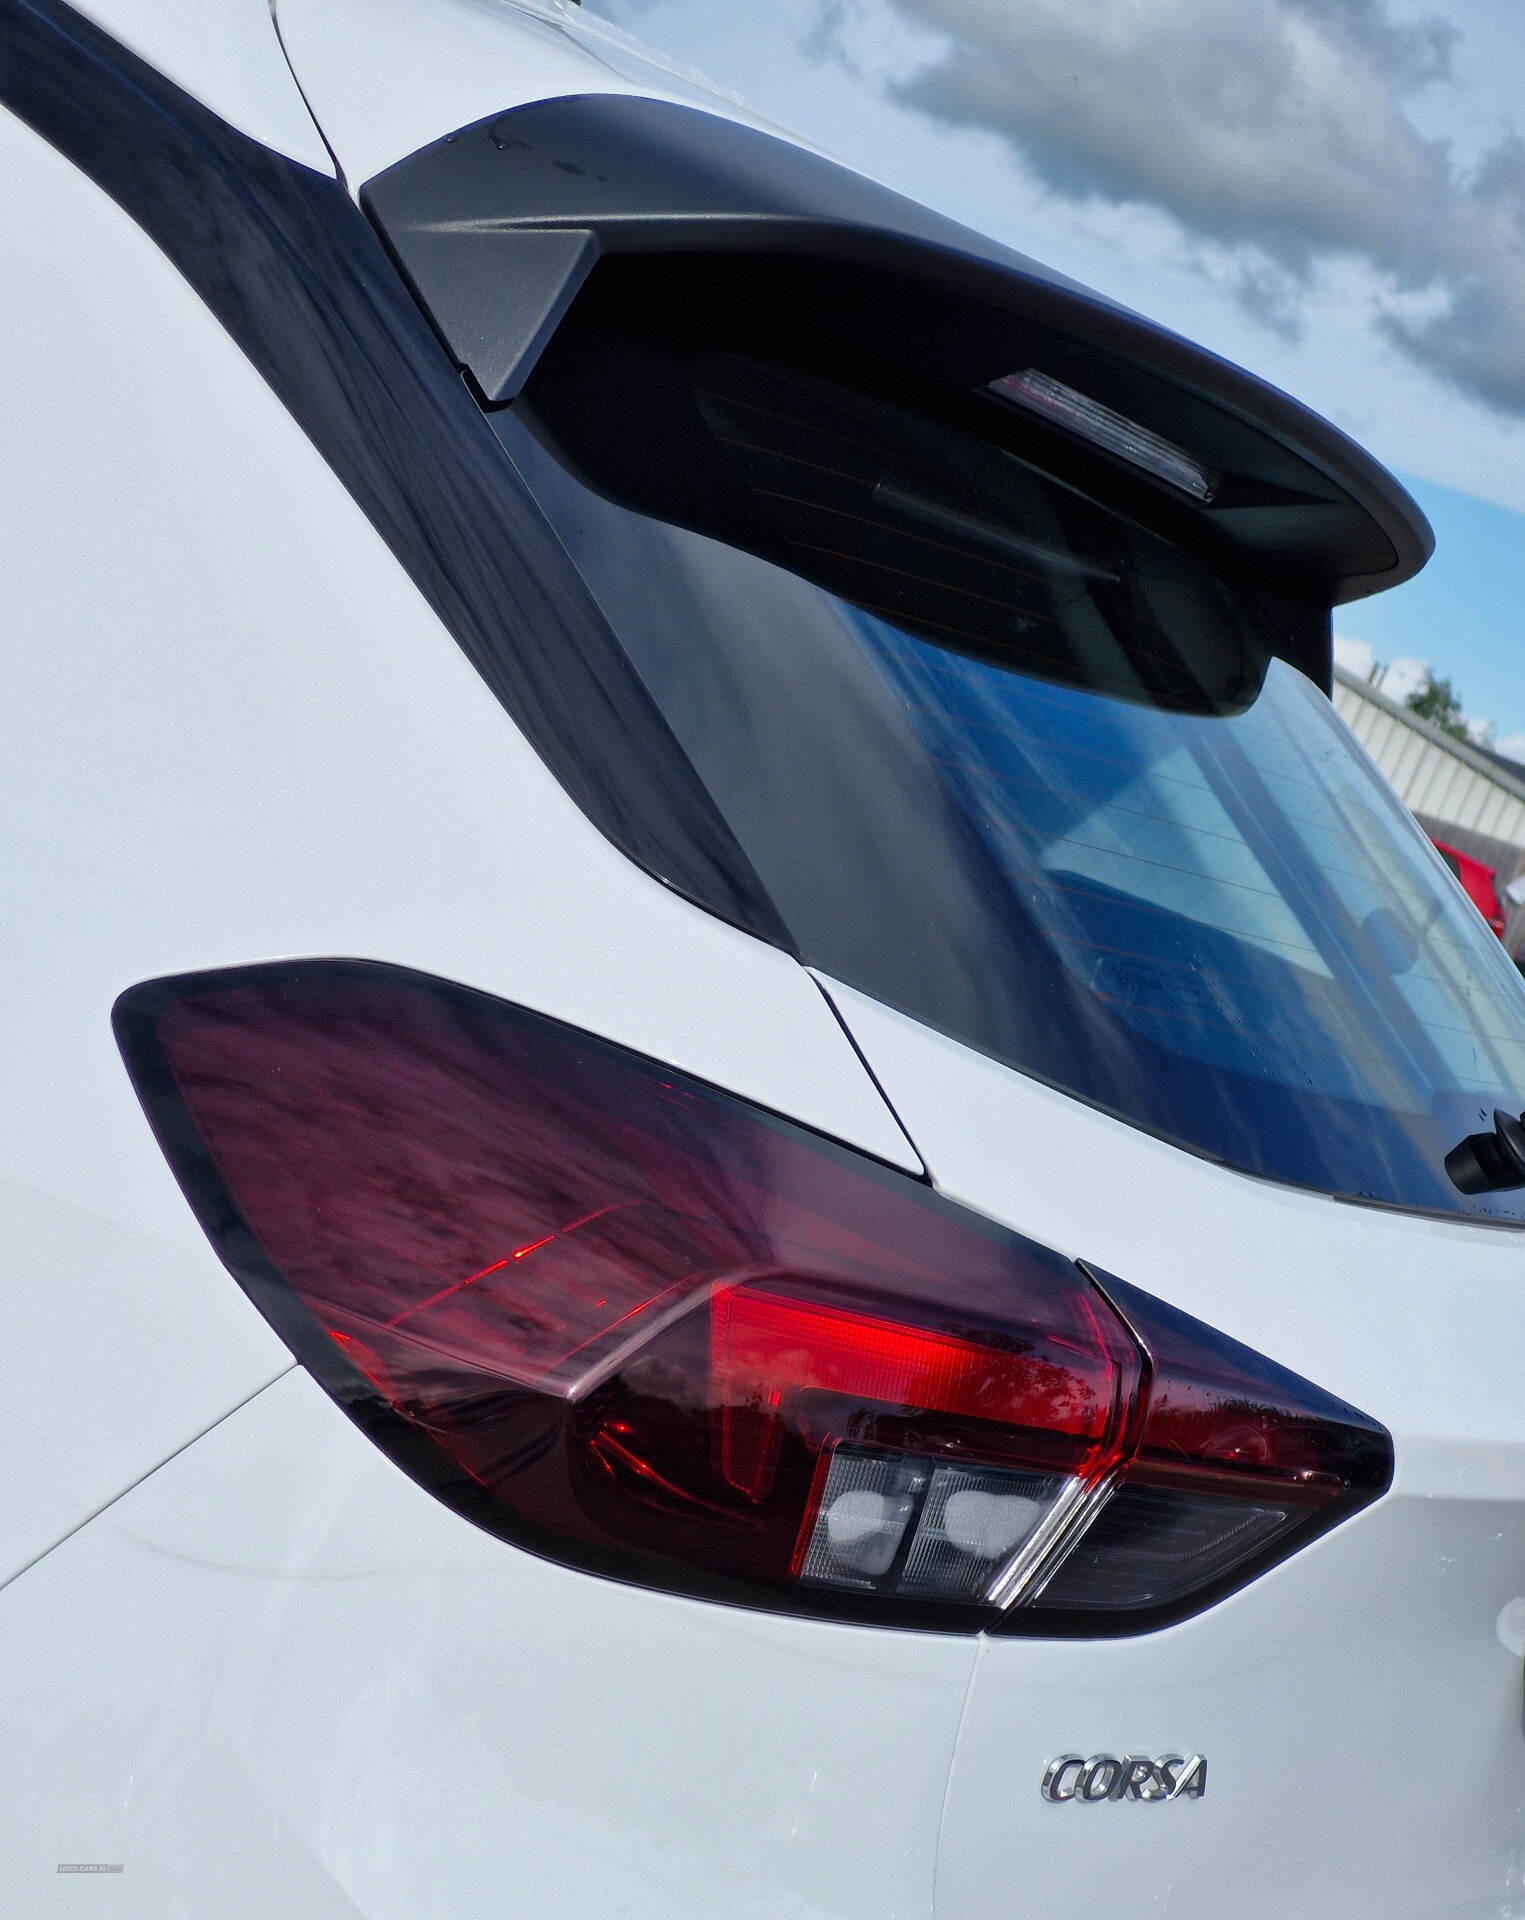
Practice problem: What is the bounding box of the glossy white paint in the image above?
[67,0,331,171]
[273,0,816,191]
[0,1177,294,1590]
[0,1366,976,1917]
[941,1493,1525,1917]
[9,3,1525,1912]
[0,100,916,1572]
[817,976,1525,1909]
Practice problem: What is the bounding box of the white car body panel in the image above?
[814,975,1525,1908]
[0,99,917,1573]
[939,1490,1525,1917]
[4,0,1522,1913]
[0,1367,975,1919]
[0,1182,293,1590]
[273,0,815,196]
[67,0,331,169]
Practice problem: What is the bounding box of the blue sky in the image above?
[582,0,1525,745]
[1338,474,1525,755]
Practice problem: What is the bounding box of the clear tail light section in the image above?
[113,962,1391,1632]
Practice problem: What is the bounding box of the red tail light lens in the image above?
[114,962,1391,1632]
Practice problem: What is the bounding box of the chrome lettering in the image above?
[1174,1754,1208,1800]
[1079,1755,1121,1801]
[1040,1750,1205,1802]
[1039,1755,1085,1803]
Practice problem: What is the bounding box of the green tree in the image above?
[1405,670,1472,743]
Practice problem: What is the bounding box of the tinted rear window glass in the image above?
[490,404,1525,1222]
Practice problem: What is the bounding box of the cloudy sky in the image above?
[585,0,1525,750]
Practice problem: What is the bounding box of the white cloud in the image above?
[1375,655,1430,702]
[1332,634,1375,677]
[806,0,949,86]
[815,0,1525,415]
[584,0,1525,507]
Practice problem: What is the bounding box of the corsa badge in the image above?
[1040,1753,1207,1803]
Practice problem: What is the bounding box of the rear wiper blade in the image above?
[1445,1108,1525,1194]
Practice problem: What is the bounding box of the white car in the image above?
[5,2,1525,1914]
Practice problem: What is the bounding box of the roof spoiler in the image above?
[363,92,1433,686]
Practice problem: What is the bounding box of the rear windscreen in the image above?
[488,399,1525,1223]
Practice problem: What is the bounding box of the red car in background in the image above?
[1431,837,1506,938]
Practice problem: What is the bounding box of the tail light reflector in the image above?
[114,961,1391,1632]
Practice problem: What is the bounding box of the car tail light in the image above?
[114,962,1391,1632]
